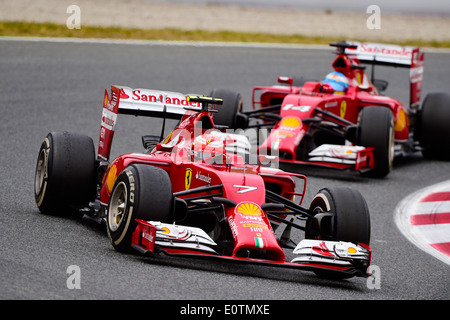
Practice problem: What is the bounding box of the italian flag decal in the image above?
[255,237,264,248]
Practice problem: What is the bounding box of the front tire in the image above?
[305,187,371,279]
[306,187,370,245]
[106,164,173,252]
[357,107,394,177]
[34,132,96,216]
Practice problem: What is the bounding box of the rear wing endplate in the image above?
[345,41,425,107]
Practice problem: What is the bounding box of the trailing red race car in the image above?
[34,85,371,279]
[236,41,450,177]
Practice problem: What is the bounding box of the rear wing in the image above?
[344,41,425,108]
[117,86,201,119]
[98,85,201,161]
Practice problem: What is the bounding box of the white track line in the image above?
[1,36,450,53]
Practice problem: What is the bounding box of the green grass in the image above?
[1,21,450,48]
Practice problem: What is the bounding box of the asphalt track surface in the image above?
[0,39,449,302]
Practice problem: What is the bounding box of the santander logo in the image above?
[120,88,201,108]
[355,43,412,57]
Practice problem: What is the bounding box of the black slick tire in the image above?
[209,88,243,129]
[34,131,96,216]
[106,164,173,253]
[417,92,450,159]
[357,106,394,177]
[305,187,371,279]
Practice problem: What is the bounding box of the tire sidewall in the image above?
[35,136,52,211]
[107,166,138,252]
[305,189,334,240]
[34,132,96,215]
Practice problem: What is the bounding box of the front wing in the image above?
[279,144,375,173]
[131,219,372,278]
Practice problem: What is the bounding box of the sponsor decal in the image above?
[195,171,211,184]
[395,108,407,132]
[130,89,201,108]
[274,130,294,138]
[106,164,118,193]
[228,216,239,239]
[235,202,263,217]
[357,43,412,57]
[101,108,117,131]
[142,231,154,243]
[280,117,301,127]
[160,227,171,234]
[242,223,268,230]
[324,101,338,108]
[125,169,135,204]
[331,146,354,158]
[98,86,121,161]
[119,88,129,99]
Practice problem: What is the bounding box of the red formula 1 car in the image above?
[34,85,371,279]
[239,41,450,177]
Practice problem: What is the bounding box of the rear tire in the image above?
[417,93,450,159]
[357,107,394,177]
[106,164,173,253]
[209,88,244,129]
[34,132,96,216]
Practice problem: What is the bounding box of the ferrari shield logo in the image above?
[185,168,192,190]
[340,101,347,118]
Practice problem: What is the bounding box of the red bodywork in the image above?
[98,86,305,262]
[251,41,424,172]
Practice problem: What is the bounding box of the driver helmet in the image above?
[192,133,225,161]
[323,72,349,93]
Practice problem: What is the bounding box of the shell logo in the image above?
[106,164,118,193]
[160,227,171,234]
[395,108,407,132]
[235,202,263,217]
[280,117,301,127]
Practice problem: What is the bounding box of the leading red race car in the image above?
[236,41,450,177]
[34,85,371,279]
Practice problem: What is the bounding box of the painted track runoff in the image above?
[395,180,450,265]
